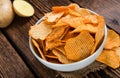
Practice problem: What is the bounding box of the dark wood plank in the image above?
[71,0,120,34]
[103,68,119,78]
[1,0,72,78]
[0,31,34,78]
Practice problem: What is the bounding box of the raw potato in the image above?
[13,0,34,17]
[0,0,14,28]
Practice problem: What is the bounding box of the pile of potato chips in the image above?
[29,3,120,69]
[97,29,120,69]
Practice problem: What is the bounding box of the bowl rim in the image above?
[29,9,108,68]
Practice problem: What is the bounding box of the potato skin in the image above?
[0,0,14,28]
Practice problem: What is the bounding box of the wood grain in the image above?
[0,31,34,78]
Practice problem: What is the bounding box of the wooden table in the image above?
[1,0,120,78]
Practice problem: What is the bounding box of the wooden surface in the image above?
[0,0,120,78]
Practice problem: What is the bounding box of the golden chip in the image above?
[77,8,91,16]
[68,9,81,17]
[104,29,120,49]
[62,17,84,28]
[83,15,98,24]
[62,30,78,41]
[51,14,72,28]
[45,26,68,51]
[72,23,98,33]
[112,47,120,61]
[45,51,58,59]
[29,21,52,40]
[52,4,75,13]
[64,31,94,61]
[45,40,65,51]
[44,12,64,23]
[55,46,66,55]
[32,39,47,60]
[37,39,47,55]
[69,4,91,16]
[96,50,120,69]
[91,16,105,54]
[52,49,74,64]
[46,26,68,41]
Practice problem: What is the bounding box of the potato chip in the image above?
[112,47,120,61]
[52,49,74,64]
[52,4,75,13]
[44,12,64,23]
[104,29,120,49]
[96,50,120,69]
[29,21,52,40]
[51,14,72,28]
[62,30,78,41]
[64,31,94,61]
[83,15,98,24]
[76,8,91,16]
[45,40,65,51]
[51,19,67,28]
[45,51,58,59]
[62,17,84,28]
[68,9,81,17]
[32,39,46,60]
[37,39,47,55]
[45,55,58,59]
[72,24,98,33]
[55,46,66,55]
[46,26,68,41]
[69,4,91,16]
[91,16,105,54]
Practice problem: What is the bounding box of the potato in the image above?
[13,0,34,17]
[0,0,14,28]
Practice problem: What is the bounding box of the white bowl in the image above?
[29,10,108,72]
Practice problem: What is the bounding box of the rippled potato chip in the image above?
[97,50,120,69]
[104,29,120,49]
[65,31,94,61]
